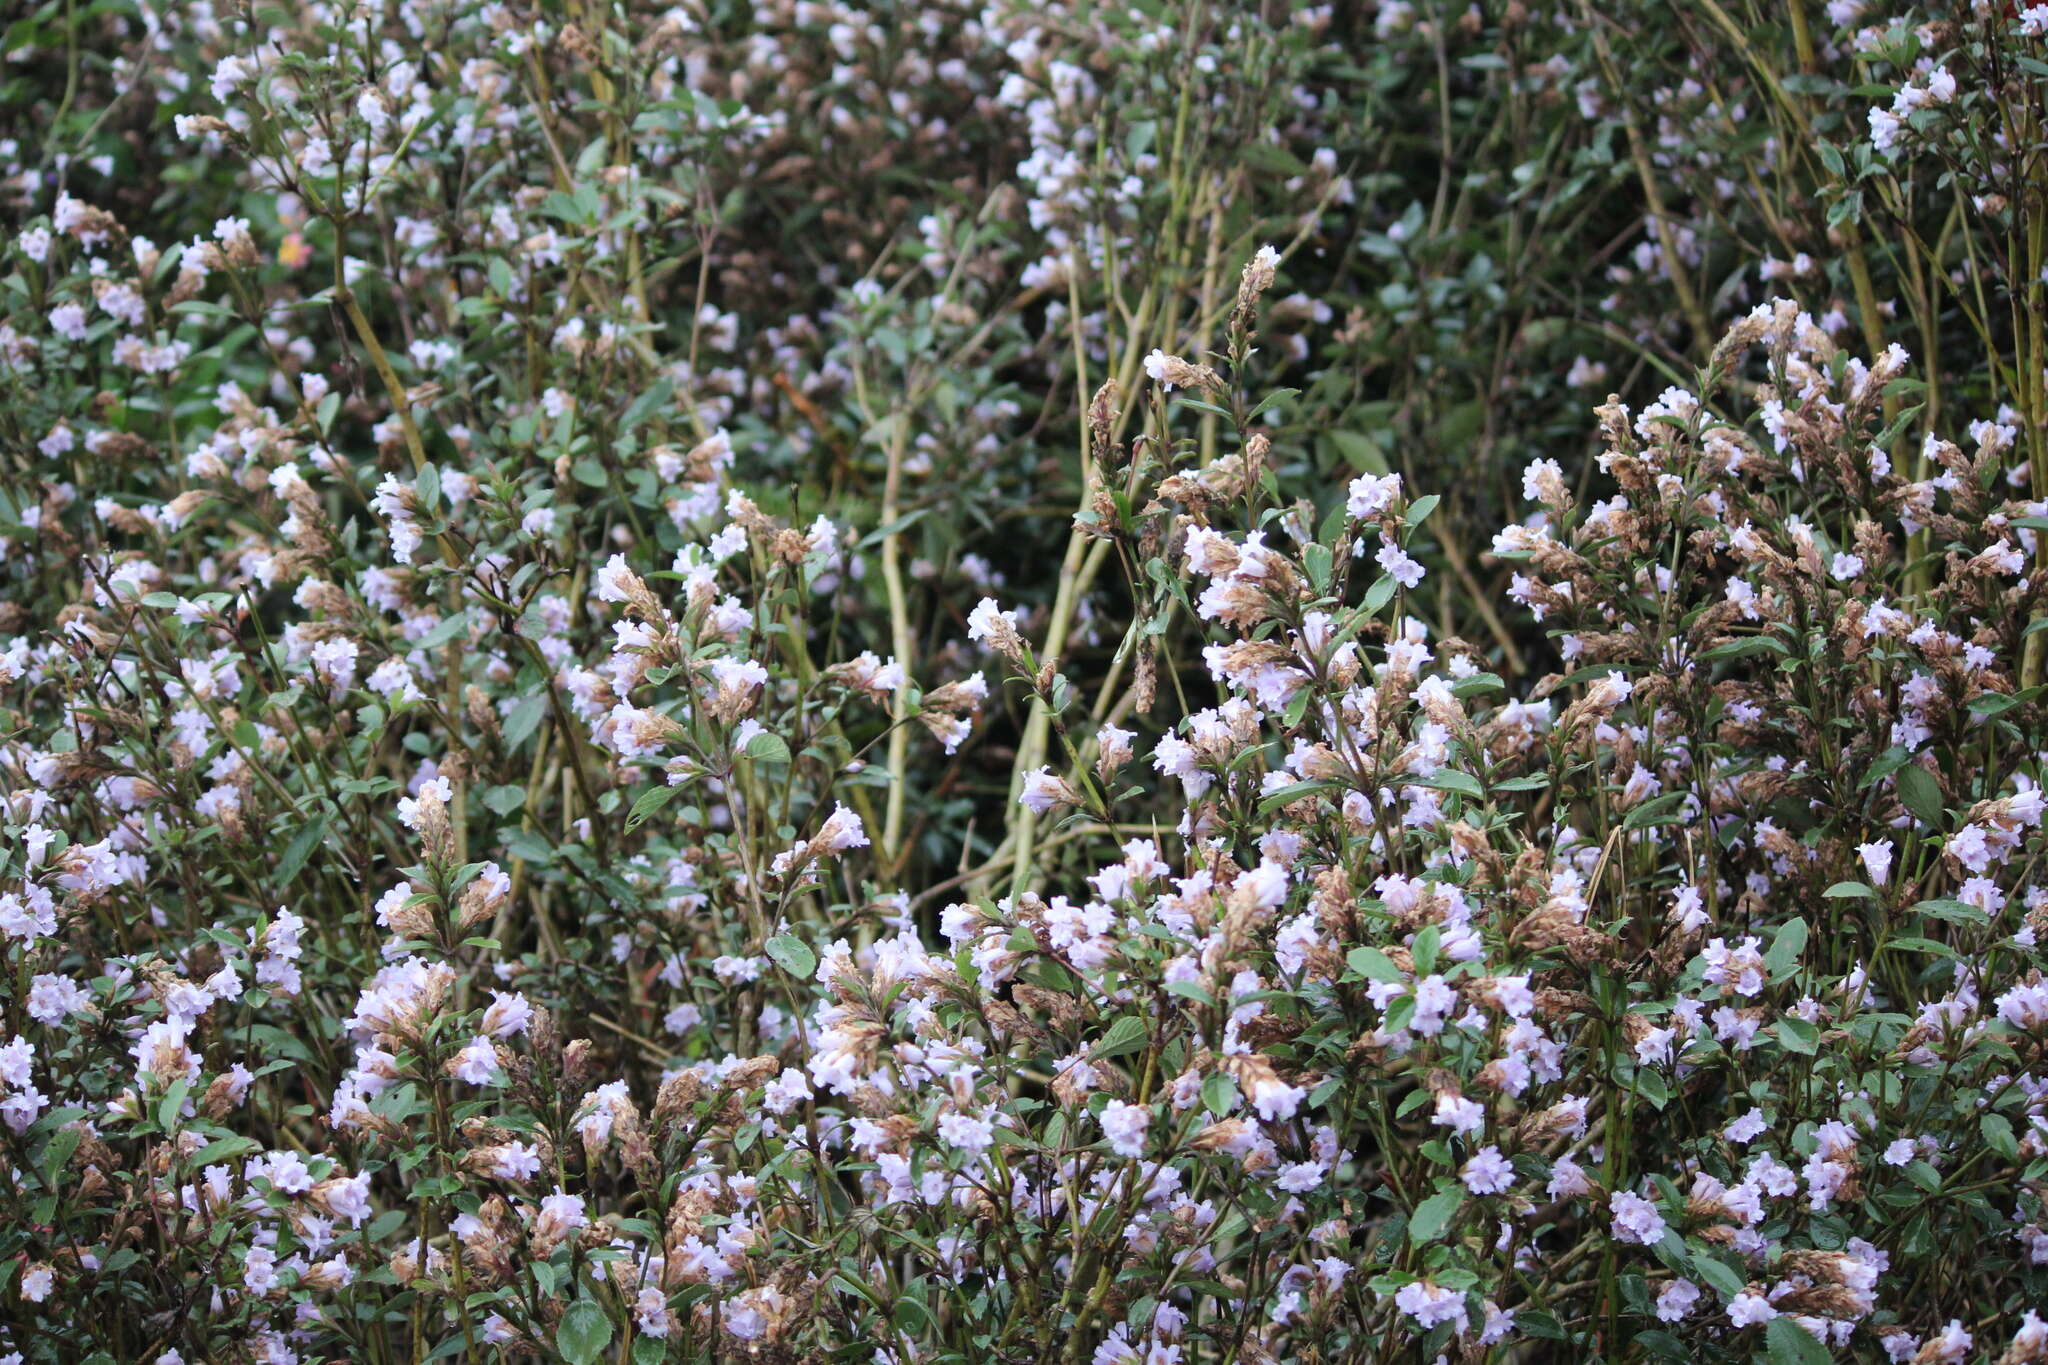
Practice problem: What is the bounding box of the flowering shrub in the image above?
[6,1,2048,1363]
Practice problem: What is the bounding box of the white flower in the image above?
[1099,1099,1149,1157]
[1019,767,1074,814]
[1609,1190,1668,1245]
[1375,541,1425,589]
[451,1035,500,1085]
[1347,472,1402,519]
[937,1110,995,1154]
[596,553,639,603]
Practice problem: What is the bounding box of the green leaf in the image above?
[1257,780,1339,814]
[1983,1113,2019,1161]
[1326,429,1388,476]
[766,935,817,980]
[1969,688,2038,719]
[482,784,526,816]
[1411,924,1441,976]
[625,783,680,831]
[1896,764,1944,829]
[1623,790,1690,831]
[1823,881,1875,899]
[1346,946,1402,983]
[38,1125,81,1185]
[502,694,548,751]
[188,1135,260,1166]
[619,376,674,435]
[1408,1184,1463,1244]
[1913,897,1988,927]
[416,610,471,652]
[415,462,442,513]
[274,814,326,889]
[744,732,791,763]
[1420,769,1483,799]
[1860,746,1913,790]
[1301,542,1333,590]
[1766,1316,1831,1365]
[1764,918,1807,981]
[1404,494,1440,528]
[1690,1250,1745,1298]
[1631,1065,1671,1108]
[157,1080,188,1132]
[556,1299,613,1365]
[1092,1015,1151,1060]
[1776,1017,1819,1055]
[1697,635,1788,662]
[1880,936,1957,960]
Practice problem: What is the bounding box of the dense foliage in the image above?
[4,0,2048,1361]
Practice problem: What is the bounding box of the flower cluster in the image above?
[2,0,2047,1362]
